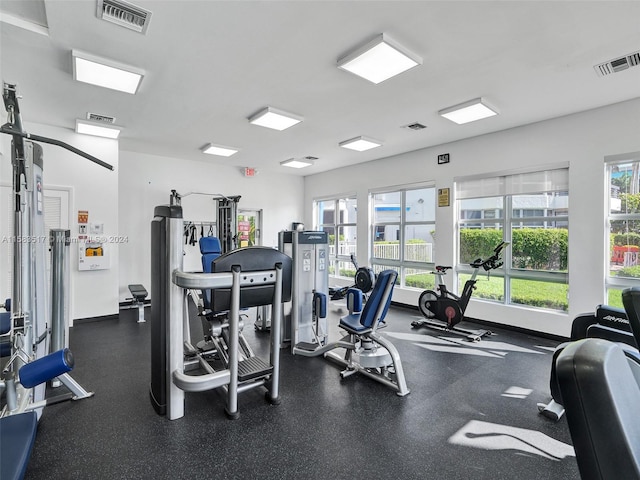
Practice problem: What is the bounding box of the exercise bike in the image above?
[411,242,508,342]
[329,254,375,301]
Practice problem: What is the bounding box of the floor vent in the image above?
[403,122,427,130]
[594,50,640,77]
[97,0,152,34]
[87,112,116,124]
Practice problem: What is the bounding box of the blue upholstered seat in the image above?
[339,270,397,334]
[0,411,38,480]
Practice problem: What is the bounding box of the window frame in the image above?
[456,169,569,312]
[314,194,357,279]
[370,183,436,289]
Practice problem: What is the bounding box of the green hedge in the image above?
[460,228,568,271]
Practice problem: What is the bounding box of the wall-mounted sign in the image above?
[438,188,450,207]
[438,153,450,164]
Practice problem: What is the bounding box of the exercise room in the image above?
[1,1,639,479]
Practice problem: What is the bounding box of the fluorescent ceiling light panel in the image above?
[248,107,303,131]
[201,143,239,157]
[75,119,121,139]
[339,136,382,152]
[281,158,313,169]
[337,33,422,84]
[439,98,499,124]
[72,49,144,94]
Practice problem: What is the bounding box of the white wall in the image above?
[304,98,640,337]
[0,122,119,320]
[118,151,304,302]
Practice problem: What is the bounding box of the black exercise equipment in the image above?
[329,254,375,300]
[556,338,640,480]
[538,303,639,421]
[411,242,508,341]
[127,284,148,323]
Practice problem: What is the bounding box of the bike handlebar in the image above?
[433,242,509,273]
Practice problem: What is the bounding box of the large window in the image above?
[371,185,436,290]
[606,154,640,307]
[456,169,569,312]
[315,196,357,279]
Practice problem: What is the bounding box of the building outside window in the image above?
[315,196,357,278]
[606,154,640,307]
[456,168,569,312]
[370,185,436,290]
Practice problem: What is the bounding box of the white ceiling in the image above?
[1,0,639,176]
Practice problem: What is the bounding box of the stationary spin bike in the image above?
[411,242,508,341]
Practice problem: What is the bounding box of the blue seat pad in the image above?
[340,313,370,333]
[1,311,10,335]
[0,411,38,480]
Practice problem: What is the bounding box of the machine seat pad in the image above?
[128,284,148,301]
[340,314,372,334]
[1,311,10,335]
[0,411,38,480]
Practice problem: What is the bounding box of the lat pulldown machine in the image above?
[0,82,104,419]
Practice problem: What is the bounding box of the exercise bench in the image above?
[128,284,148,323]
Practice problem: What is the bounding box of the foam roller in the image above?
[19,349,74,388]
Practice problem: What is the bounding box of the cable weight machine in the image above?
[1,82,107,418]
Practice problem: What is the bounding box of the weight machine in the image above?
[0,82,99,420]
[169,190,241,254]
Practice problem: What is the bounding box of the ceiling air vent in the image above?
[304,156,319,161]
[97,0,152,34]
[87,112,116,124]
[403,122,427,130]
[594,50,640,77]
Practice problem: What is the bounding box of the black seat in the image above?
[557,338,640,480]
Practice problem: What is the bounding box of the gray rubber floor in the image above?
[25,302,579,480]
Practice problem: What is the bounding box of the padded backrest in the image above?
[199,236,222,273]
[359,269,397,329]
[210,246,292,311]
[557,338,640,480]
[622,287,640,348]
[199,236,222,309]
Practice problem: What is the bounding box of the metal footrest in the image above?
[238,356,272,382]
[296,341,319,352]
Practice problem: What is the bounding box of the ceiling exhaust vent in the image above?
[87,112,116,124]
[304,156,319,161]
[97,0,152,34]
[403,122,427,130]
[594,50,640,77]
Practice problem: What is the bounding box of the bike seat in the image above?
[434,265,452,273]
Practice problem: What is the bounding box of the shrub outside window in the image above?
[457,169,569,312]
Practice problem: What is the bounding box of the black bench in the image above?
[128,284,148,323]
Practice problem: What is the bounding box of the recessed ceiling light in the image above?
[75,119,121,139]
[281,158,314,168]
[438,98,499,124]
[248,107,303,131]
[337,33,422,84]
[339,136,382,152]
[201,143,239,157]
[72,49,144,94]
